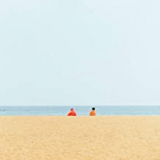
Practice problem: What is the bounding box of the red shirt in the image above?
[67,110,77,116]
[89,110,96,116]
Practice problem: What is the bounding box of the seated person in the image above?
[67,108,77,116]
[89,107,96,116]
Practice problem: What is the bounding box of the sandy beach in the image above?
[0,116,160,160]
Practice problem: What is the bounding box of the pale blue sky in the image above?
[0,0,160,106]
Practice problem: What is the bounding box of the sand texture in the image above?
[0,116,160,160]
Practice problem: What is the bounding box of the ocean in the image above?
[0,106,160,116]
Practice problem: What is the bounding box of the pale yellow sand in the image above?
[0,116,160,160]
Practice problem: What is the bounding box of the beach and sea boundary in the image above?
[1,106,160,115]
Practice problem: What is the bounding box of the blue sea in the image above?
[0,106,160,116]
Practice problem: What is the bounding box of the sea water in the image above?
[0,106,160,116]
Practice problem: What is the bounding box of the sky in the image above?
[0,0,160,106]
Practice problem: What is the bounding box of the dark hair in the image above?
[92,107,95,110]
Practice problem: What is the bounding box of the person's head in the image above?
[70,108,74,111]
[92,107,95,110]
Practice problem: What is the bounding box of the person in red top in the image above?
[89,107,96,116]
[67,108,77,116]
